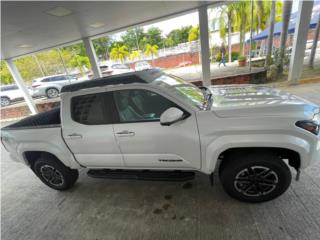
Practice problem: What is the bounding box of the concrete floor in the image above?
[1,84,320,240]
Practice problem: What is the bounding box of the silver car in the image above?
[32,74,77,98]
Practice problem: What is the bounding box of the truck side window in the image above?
[71,92,112,125]
[113,89,176,123]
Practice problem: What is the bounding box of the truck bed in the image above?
[2,107,61,130]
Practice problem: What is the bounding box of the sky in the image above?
[112,11,199,40]
[110,0,319,41]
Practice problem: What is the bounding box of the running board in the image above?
[87,169,195,182]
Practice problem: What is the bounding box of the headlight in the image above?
[296,120,319,135]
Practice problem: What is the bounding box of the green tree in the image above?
[68,55,91,75]
[265,0,276,66]
[144,44,159,66]
[110,45,129,62]
[142,27,164,48]
[92,36,113,60]
[278,0,292,73]
[188,26,200,42]
[121,27,145,51]
[0,61,14,85]
[165,26,192,47]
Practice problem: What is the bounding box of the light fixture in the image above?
[89,22,105,28]
[18,44,32,48]
[46,7,72,17]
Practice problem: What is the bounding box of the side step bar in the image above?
[87,169,195,182]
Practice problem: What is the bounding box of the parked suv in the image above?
[88,63,133,79]
[32,74,77,98]
[0,84,33,107]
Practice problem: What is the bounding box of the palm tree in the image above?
[110,45,129,62]
[278,0,293,73]
[233,1,250,55]
[129,50,141,61]
[144,44,159,66]
[265,0,276,66]
[218,4,237,62]
[309,14,320,68]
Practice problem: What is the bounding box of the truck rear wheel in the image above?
[220,152,292,203]
[33,156,79,190]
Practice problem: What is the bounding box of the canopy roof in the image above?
[250,1,320,42]
[1,1,215,60]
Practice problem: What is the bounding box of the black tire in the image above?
[33,155,79,190]
[1,97,11,107]
[220,152,292,203]
[46,88,59,98]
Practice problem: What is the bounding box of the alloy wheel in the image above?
[233,166,279,197]
[47,88,59,98]
[40,165,65,187]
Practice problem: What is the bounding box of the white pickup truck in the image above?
[1,69,319,202]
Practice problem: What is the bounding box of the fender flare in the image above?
[17,142,81,169]
[204,134,310,174]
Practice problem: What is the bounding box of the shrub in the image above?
[238,55,246,61]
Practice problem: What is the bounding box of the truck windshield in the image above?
[153,74,205,109]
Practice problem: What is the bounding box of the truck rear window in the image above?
[71,92,112,125]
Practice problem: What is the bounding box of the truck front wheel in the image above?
[220,152,292,203]
[33,156,79,190]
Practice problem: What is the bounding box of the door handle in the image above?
[66,133,82,139]
[115,130,135,137]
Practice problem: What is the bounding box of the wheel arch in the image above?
[23,151,65,170]
[45,86,60,93]
[216,147,300,176]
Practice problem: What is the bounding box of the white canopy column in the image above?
[83,37,102,79]
[288,0,314,82]
[5,59,37,114]
[198,5,211,86]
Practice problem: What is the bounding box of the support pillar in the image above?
[198,6,211,86]
[288,0,314,82]
[5,59,37,114]
[83,37,102,79]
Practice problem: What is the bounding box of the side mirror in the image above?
[160,107,184,126]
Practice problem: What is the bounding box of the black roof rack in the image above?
[61,69,163,93]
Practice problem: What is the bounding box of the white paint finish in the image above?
[61,93,123,167]
[288,0,314,82]
[113,115,201,169]
[198,5,211,86]
[160,107,184,125]
[5,59,37,114]
[82,37,102,79]
[1,73,319,174]
[1,127,80,169]
[1,1,213,59]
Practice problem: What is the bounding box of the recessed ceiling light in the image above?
[46,7,72,17]
[18,44,32,48]
[89,22,105,28]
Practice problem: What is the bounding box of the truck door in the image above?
[62,91,124,167]
[112,88,201,169]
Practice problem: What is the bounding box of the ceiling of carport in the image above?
[1,1,215,59]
